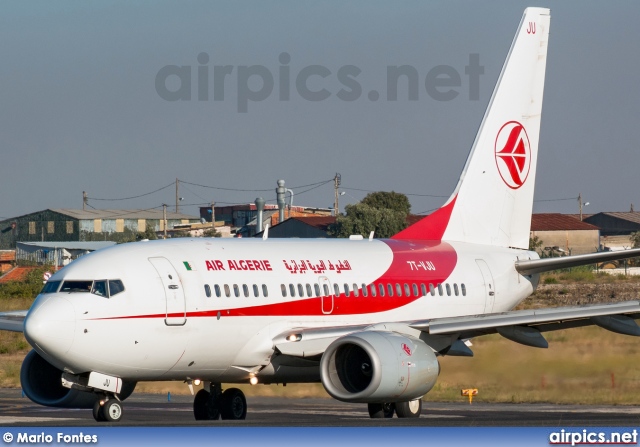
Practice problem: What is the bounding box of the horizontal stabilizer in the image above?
[0,310,27,332]
[515,248,640,275]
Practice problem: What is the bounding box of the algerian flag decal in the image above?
[183,261,195,271]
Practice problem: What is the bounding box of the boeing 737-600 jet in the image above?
[1,7,640,422]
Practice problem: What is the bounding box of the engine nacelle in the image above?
[20,350,136,408]
[320,331,439,403]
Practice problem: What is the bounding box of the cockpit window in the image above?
[41,281,61,294]
[60,280,93,293]
[108,280,125,296]
[91,280,108,297]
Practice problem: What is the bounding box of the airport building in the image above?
[0,209,199,249]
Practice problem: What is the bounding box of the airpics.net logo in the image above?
[155,52,485,112]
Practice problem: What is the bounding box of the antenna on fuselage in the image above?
[262,225,269,240]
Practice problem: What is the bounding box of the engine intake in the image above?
[20,350,135,408]
[320,331,439,403]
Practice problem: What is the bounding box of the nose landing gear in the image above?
[193,383,247,421]
[92,394,123,422]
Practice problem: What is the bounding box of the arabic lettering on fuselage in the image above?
[283,259,352,274]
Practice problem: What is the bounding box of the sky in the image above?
[1,1,639,220]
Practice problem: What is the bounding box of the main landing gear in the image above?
[193,383,247,421]
[368,398,422,419]
[92,394,123,422]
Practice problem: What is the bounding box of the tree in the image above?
[631,231,640,248]
[329,191,411,239]
[360,191,411,214]
[529,235,543,255]
[138,226,157,241]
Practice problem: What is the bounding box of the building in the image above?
[16,241,116,267]
[583,212,640,250]
[256,216,337,238]
[0,209,200,249]
[530,213,600,255]
[200,204,333,237]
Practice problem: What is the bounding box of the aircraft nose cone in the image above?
[24,296,76,358]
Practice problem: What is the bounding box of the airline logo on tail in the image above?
[495,121,531,189]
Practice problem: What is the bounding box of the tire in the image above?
[368,402,395,419]
[92,399,105,422]
[193,389,220,420]
[395,399,422,418]
[102,399,123,422]
[220,388,247,420]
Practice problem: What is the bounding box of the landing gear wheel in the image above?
[92,400,105,422]
[368,402,395,418]
[220,388,247,420]
[193,389,220,420]
[102,399,123,422]
[395,398,422,418]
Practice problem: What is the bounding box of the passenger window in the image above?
[454,283,459,296]
[91,280,108,297]
[387,284,394,297]
[438,284,443,296]
[306,284,312,297]
[446,284,451,296]
[353,284,359,297]
[298,284,304,297]
[243,284,249,297]
[253,284,259,297]
[429,283,436,296]
[204,284,211,298]
[323,284,330,296]
[334,284,340,296]
[370,284,376,297]
[361,284,368,297]
[398,283,404,296]
[41,281,61,294]
[314,284,321,296]
[224,284,231,297]
[281,284,287,297]
[289,284,296,297]
[233,284,240,297]
[413,284,419,296]
[420,284,427,296]
[214,284,221,297]
[344,283,350,297]
[461,283,467,296]
[378,283,385,297]
[262,284,268,297]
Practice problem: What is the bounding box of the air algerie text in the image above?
[206,259,272,271]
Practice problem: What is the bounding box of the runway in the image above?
[1,388,639,426]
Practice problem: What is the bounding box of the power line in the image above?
[534,196,578,203]
[87,182,174,201]
[341,186,448,198]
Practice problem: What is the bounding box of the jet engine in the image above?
[20,350,136,408]
[320,331,439,403]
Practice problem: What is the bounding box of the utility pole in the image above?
[163,204,168,239]
[211,202,215,226]
[83,191,87,211]
[175,178,179,213]
[333,173,341,216]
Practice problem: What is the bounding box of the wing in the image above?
[0,310,27,332]
[273,301,640,358]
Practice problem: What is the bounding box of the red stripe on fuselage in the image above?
[91,240,457,320]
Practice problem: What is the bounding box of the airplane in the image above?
[2,7,640,423]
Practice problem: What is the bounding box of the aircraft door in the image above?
[319,276,334,314]
[475,259,496,313]
[149,257,187,326]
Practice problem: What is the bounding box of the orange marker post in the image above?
[461,388,478,404]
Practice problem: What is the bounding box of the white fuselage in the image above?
[24,237,539,384]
